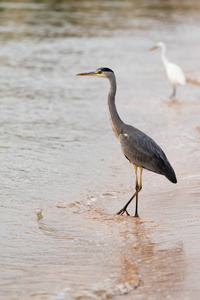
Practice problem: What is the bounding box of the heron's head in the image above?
[76,67,114,79]
[149,42,166,52]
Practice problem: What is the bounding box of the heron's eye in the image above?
[96,70,102,74]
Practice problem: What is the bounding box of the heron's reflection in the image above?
[37,204,185,298]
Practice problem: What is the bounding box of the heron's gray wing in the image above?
[119,125,177,183]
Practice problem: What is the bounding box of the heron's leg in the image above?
[117,191,137,216]
[170,85,176,98]
[134,168,143,218]
[117,165,138,216]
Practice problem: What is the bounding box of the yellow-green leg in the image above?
[134,167,143,218]
[117,166,143,217]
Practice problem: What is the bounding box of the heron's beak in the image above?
[149,46,157,52]
[76,71,96,76]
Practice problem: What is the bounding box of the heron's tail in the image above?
[164,166,177,183]
[158,157,177,183]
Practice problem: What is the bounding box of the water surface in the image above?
[0,1,200,299]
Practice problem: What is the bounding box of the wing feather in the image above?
[119,125,177,183]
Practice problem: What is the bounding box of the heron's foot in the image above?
[117,208,130,216]
[133,213,139,218]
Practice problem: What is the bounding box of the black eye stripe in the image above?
[96,67,114,73]
[100,67,113,73]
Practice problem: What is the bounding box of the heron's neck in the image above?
[107,74,124,140]
[161,46,169,68]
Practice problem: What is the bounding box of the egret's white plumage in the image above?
[150,42,186,98]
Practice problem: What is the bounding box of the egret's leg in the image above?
[170,85,176,98]
[134,168,143,218]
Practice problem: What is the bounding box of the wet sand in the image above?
[0,1,200,299]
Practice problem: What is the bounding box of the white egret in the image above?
[150,42,186,98]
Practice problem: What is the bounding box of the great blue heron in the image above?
[76,67,177,218]
[150,42,186,99]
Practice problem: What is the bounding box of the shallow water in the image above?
[0,1,200,299]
